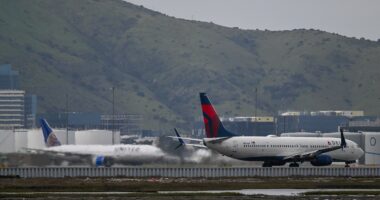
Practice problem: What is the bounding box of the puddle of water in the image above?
[159,189,314,196]
[2,189,380,197]
[160,189,380,196]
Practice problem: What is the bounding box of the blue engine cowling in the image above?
[310,155,333,166]
[93,156,114,167]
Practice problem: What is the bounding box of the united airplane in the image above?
[28,119,165,167]
[172,93,364,167]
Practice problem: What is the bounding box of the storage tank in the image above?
[363,132,380,165]
[27,129,45,149]
[14,130,28,152]
[0,130,15,152]
[27,129,75,148]
[281,132,322,137]
[323,132,364,147]
[52,129,67,145]
[75,130,120,145]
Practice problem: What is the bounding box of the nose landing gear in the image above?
[289,162,299,167]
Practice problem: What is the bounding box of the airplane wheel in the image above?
[104,157,114,167]
[289,163,299,168]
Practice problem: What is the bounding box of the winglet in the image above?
[174,128,185,149]
[340,128,347,149]
[40,118,61,147]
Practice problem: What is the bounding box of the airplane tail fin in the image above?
[40,118,61,147]
[200,93,235,138]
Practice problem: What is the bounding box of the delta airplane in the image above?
[28,119,165,167]
[172,93,364,167]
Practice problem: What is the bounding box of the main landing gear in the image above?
[262,161,287,167]
[262,162,272,167]
[289,162,299,167]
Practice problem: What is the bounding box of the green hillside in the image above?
[1,0,380,131]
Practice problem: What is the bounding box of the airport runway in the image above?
[1,166,380,178]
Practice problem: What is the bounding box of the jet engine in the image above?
[310,155,332,166]
[92,156,114,167]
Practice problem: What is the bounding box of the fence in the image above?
[1,167,380,178]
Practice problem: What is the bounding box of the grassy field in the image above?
[2,177,380,192]
[1,177,380,199]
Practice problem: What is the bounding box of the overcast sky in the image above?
[125,0,380,41]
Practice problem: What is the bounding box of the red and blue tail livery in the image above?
[200,93,235,138]
[40,118,61,147]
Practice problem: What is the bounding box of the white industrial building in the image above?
[0,129,120,153]
[281,131,380,165]
[280,110,364,117]
[0,90,25,129]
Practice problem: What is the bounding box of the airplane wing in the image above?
[180,143,208,148]
[283,128,347,162]
[283,145,342,162]
[23,147,92,158]
[167,136,203,142]
[169,129,207,149]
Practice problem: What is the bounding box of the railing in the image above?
[1,167,380,178]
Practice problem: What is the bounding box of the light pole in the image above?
[255,87,258,118]
[255,87,258,135]
[112,86,115,145]
[66,93,69,144]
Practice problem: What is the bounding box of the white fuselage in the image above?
[204,136,364,162]
[46,144,165,163]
